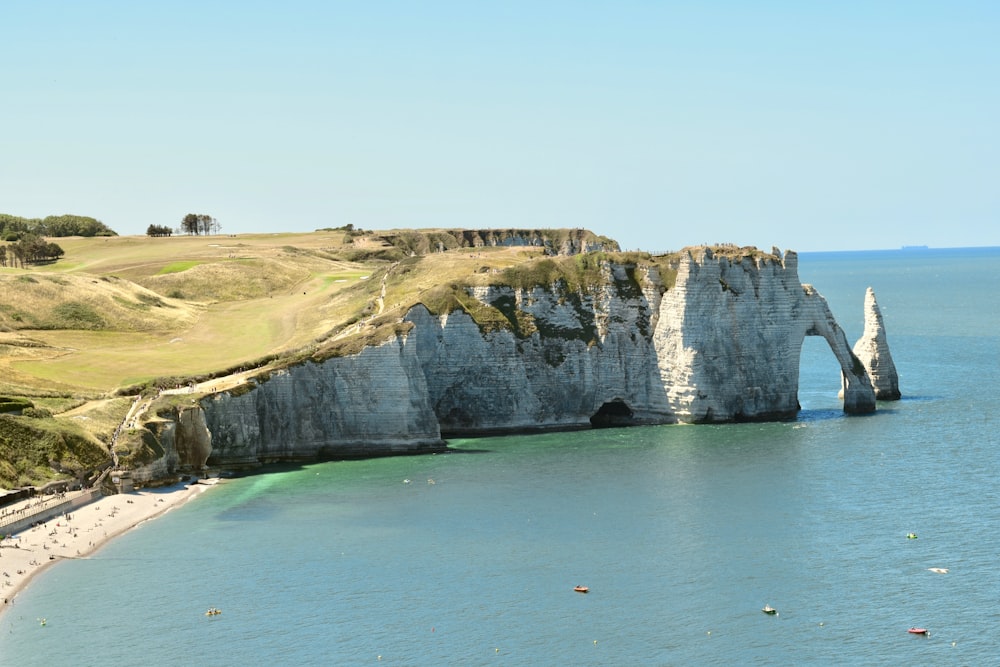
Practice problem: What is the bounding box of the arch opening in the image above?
[797,335,844,414]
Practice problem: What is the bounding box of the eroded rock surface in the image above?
[146,246,885,470]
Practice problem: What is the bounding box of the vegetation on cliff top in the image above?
[0,227,703,487]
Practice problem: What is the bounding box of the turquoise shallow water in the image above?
[1,247,998,665]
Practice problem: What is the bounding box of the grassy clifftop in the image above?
[0,227,673,488]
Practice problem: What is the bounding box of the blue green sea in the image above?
[2,247,998,665]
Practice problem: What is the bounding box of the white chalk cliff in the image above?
[655,248,876,421]
[150,247,884,469]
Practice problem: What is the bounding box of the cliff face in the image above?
[653,248,874,422]
[200,337,443,466]
[189,247,881,468]
[377,228,619,257]
[133,406,213,483]
[404,262,671,434]
[453,228,617,255]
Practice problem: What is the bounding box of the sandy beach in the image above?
[0,479,220,617]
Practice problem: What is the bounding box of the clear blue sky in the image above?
[2,1,997,252]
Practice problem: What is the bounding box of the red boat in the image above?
[574,586,589,593]
[908,627,929,635]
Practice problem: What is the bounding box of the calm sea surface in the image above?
[2,247,998,665]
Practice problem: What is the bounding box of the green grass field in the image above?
[1,232,387,395]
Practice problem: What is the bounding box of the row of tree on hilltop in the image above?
[146,213,221,237]
[0,211,226,241]
[0,213,116,241]
[0,235,64,267]
[181,213,220,235]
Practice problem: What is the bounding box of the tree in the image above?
[40,214,116,237]
[181,213,218,235]
[9,234,55,265]
[43,242,65,261]
[146,224,173,237]
[0,212,116,238]
[181,213,200,235]
[8,240,25,268]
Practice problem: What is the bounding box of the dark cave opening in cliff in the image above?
[590,400,634,428]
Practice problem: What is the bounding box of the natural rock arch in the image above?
[653,249,876,422]
[800,285,877,414]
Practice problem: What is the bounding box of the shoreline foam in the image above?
[0,479,220,618]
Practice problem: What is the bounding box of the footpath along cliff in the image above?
[141,245,897,475]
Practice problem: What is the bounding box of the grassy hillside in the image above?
[0,227,681,488]
[0,413,109,488]
[1,232,379,395]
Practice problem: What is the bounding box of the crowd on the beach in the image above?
[0,480,218,612]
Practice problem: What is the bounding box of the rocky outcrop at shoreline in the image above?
[850,287,901,400]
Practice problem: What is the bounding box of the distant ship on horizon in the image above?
[901,245,930,250]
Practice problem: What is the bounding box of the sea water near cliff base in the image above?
[1,247,998,666]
